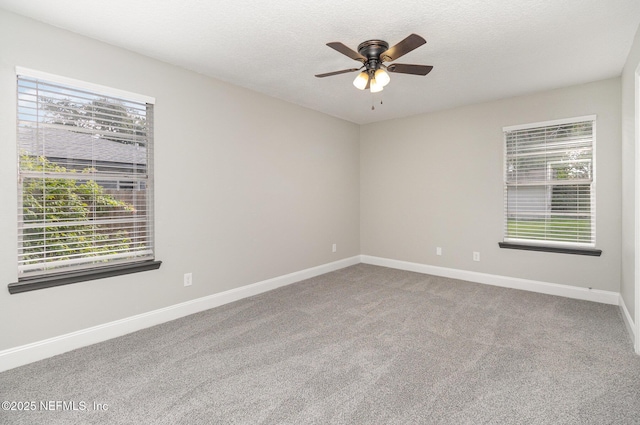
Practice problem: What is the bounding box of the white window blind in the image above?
[503,116,595,248]
[17,72,155,278]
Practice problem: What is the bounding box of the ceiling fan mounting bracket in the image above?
[357,40,389,58]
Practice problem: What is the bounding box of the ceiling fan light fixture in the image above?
[370,78,384,93]
[353,71,369,90]
[374,69,390,87]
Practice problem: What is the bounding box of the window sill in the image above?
[8,260,162,294]
[498,242,601,256]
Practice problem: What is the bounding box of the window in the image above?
[501,116,601,255]
[10,69,160,293]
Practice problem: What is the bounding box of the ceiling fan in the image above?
[315,33,433,93]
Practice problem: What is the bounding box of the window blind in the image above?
[503,117,595,247]
[17,73,155,278]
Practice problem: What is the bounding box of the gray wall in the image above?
[361,78,621,291]
[621,25,640,322]
[0,10,361,350]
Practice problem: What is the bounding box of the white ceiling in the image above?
[1,0,639,124]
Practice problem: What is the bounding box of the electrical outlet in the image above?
[436,247,442,256]
[473,252,480,262]
[332,243,337,253]
[184,272,192,287]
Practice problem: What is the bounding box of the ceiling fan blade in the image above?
[386,63,433,76]
[381,34,426,62]
[326,42,366,62]
[315,68,361,78]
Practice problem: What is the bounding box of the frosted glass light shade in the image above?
[353,72,369,90]
[370,78,384,93]
[374,69,390,87]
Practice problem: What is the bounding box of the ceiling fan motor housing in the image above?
[357,40,389,71]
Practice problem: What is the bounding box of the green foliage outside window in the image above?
[21,154,134,265]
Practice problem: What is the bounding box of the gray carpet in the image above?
[1,264,639,424]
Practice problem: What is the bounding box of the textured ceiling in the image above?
[1,0,639,124]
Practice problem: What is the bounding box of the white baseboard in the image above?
[0,256,360,373]
[360,255,620,305]
[619,294,636,344]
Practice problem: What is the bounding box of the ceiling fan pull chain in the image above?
[371,93,384,111]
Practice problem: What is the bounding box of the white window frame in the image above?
[502,115,598,252]
[10,68,160,293]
